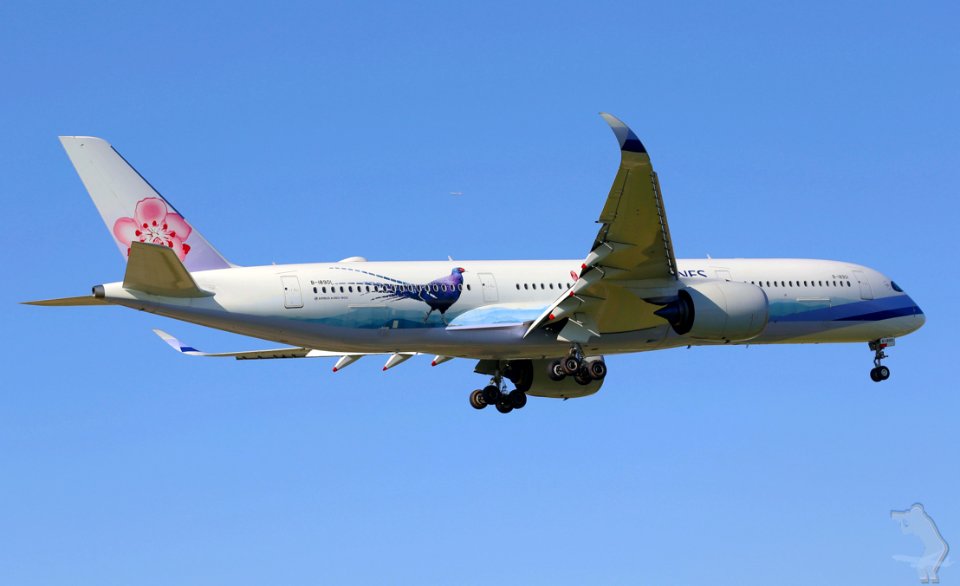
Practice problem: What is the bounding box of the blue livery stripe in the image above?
[773,295,921,323]
[835,306,921,322]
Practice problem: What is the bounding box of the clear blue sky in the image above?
[1,1,957,584]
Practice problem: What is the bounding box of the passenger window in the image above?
[313,287,317,294]
[549,283,554,289]
[524,283,529,290]
[515,284,520,290]
[540,283,544,289]
[466,284,471,291]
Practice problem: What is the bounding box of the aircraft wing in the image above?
[153,329,424,371]
[524,113,679,343]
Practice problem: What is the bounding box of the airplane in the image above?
[25,114,925,414]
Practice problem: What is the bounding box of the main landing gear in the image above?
[869,338,894,382]
[469,371,528,414]
[547,344,607,386]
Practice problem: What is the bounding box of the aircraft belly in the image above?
[749,315,921,344]
[122,299,671,359]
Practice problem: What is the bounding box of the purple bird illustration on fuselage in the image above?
[370,267,466,323]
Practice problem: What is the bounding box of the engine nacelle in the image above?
[656,281,768,342]
[502,359,603,399]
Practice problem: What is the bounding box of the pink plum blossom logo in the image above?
[113,197,192,261]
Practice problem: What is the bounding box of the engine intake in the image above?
[656,281,768,342]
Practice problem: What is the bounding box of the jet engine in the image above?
[654,281,768,342]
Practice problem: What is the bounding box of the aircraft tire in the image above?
[548,359,566,381]
[470,389,487,409]
[877,366,890,380]
[870,367,881,382]
[562,356,581,375]
[588,360,607,380]
[495,400,514,414]
[508,389,527,409]
[482,385,500,405]
[574,367,593,386]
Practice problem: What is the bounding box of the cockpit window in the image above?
[891,281,904,292]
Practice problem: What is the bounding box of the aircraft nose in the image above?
[909,296,925,331]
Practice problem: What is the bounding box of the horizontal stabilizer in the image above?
[124,242,212,298]
[21,295,108,306]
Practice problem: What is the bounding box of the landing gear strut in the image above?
[869,338,893,382]
[468,370,528,414]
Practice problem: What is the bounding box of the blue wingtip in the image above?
[599,112,646,154]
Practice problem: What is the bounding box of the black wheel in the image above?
[495,400,514,414]
[548,359,566,381]
[482,385,500,405]
[877,365,890,380]
[469,389,487,410]
[870,367,881,382]
[588,360,607,380]
[574,366,593,386]
[508,389,527,409]
[562,356,581,375]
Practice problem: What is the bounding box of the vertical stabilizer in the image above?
[59,136,232,272]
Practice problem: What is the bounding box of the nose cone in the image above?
[906,295,925,334]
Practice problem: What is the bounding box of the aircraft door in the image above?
[478,272,499,303]
[281,275,304,308]
[852,270,873,300]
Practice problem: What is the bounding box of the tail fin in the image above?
[59,136,233,272]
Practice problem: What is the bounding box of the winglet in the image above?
[153,328,203,354]
[599,112,646,154]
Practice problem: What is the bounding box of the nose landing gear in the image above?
[869,338,894,382]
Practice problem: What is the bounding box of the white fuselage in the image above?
[96,257,925,360]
